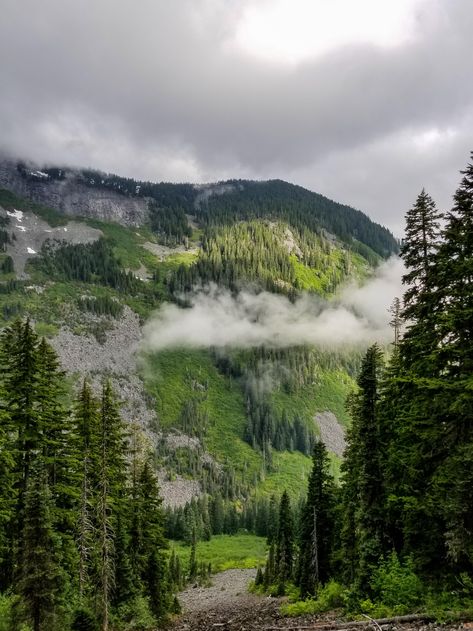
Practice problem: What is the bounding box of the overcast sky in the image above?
[1,0,472,234]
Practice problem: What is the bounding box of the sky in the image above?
[1,0,472,235]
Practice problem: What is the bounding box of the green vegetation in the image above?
[252,152,473,621]
[169,220,370,297]
[172,534,267,572]
[0,322,173,630]
[144,349,262,482]
[25,165,397,257]
[196,179,398,259]
[85,218,158,271]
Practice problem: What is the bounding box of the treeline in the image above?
[78,294,124,318]
[0,321,173,630]
[164,492,283,544]
[245,388,315,457]
[258,152,473,614]
[15,162,397,260]
[148,200,192,246]
[168,221,296,295]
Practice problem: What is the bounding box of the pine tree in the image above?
[137,459,168,617]
[400,189,443,371]
[297,442,335,598]
[389,297,402,347]
[275,490,294,586]
[74,380,99,598]
[0,405,14,590]
[428,153,473,573]
[341,344,385,593]
[188,531,198,583]
[95,381,128,631]
[16,459,64,631]
[434,152,473,440]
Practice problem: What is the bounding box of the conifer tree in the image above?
[428,153,473,572]
[400,189,443,370]
[95,381,128,631]
[297,442,335,598]
[74,380,99,598]
[16,459,64,631]
[275,490,294,586]
[341,344,385,593]
[188,531,198,582]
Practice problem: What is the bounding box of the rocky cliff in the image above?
[0,159,148,226]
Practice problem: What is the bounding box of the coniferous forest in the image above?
[0,152,471,630]
[254,152,473,616]
[0,323,171,630]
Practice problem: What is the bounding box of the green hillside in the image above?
[0,182,375,549]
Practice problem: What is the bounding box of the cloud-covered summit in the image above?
[1,0,472,234]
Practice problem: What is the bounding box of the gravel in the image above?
[315,411,346,457]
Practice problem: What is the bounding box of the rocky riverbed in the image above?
[170,570,471,631]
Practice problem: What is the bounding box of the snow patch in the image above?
[16,225,26,232]
[27,247,36,254]
[7,209,23,222]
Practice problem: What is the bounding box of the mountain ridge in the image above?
[0,158,398,259]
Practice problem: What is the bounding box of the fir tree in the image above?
[297,442,335,598]
[16,460,64,631]
[275,491,294,586]
[341,344,385,593]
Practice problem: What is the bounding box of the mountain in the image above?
[0,158,397,514]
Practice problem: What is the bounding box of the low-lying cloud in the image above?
[142,257,404,351]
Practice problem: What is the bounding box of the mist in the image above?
[142,257,404,352]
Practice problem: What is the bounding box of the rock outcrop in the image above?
[0,159,149,226]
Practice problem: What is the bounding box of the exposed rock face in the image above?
[0,160,149,226]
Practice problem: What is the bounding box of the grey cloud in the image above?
[0,0,472,231]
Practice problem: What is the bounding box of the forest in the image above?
[249,153,473,616]
[0,152,471,630]
[15,161,398,260]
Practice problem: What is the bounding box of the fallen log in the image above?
[263,611,471,631]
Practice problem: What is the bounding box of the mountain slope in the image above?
[0,159,398,258]
[0,161,391,517]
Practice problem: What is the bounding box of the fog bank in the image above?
[143,257,403,351]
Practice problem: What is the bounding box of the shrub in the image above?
[370,552,423,614]
[281,581,345,617]
[112,596,157,631]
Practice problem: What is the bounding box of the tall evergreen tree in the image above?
[95,381,128,631]
[275,490,294,585]
[297,441,335,598]
[428,153,473,572]
[16,460,64,631]
[341,344,385,593]
[74,380,99,598]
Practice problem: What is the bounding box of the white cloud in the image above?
[232,0,427,64]
[143,257,404,352]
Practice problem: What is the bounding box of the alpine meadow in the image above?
[0,1,473,630]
